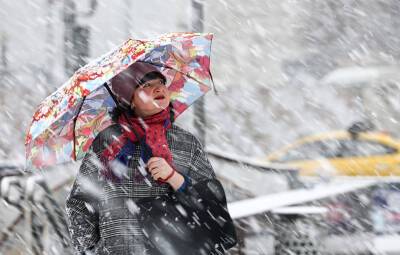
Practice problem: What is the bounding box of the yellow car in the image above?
[264,131,400,177]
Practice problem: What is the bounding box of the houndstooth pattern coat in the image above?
[65,124,217,254]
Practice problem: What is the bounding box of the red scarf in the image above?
[100,108,174,181]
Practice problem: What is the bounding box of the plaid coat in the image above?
[66,124,217,254]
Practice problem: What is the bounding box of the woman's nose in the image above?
[153,85,163,93]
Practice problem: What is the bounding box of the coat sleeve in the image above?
[187,135,217,183]
[65,149,102,254]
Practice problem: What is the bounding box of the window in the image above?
[277,140,341,162]
[338,140,397,157]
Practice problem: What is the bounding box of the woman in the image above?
[66,62,222,254]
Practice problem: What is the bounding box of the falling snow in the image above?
[1,0,400,254]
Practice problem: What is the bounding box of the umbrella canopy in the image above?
[25,32,213,169]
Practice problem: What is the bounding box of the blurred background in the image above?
[1,0,400,254]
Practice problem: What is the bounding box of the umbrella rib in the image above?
[72,96,86,161]
[103,82,119,107]
[207,69,218,95]
[207,38,218,95]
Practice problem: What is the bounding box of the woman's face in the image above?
[131,78,170,117]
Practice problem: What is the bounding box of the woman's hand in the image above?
[147,157,184,190]
[147,157,174,180]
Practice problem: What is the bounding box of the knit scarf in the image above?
[100,108,173,182]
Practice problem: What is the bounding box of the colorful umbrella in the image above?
[25,32,214,169]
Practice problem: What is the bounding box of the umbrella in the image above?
[25,32,214,169]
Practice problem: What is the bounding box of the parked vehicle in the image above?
[265,124,400,177]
